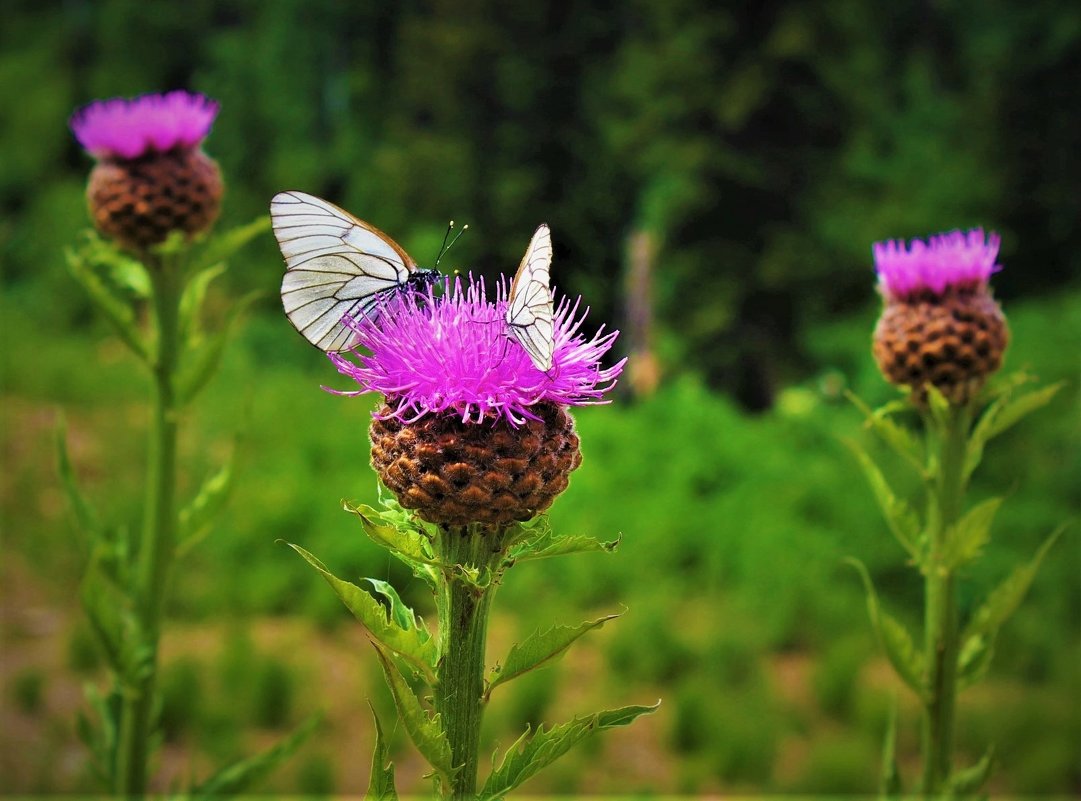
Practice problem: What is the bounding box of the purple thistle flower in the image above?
[873,228,1002,300]
[328,276,626,426]
[70,90,219,160]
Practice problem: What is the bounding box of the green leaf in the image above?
[846,392,926,475]
[941,496,1002,569]
[487,613,620,700]
[79,681,123,789]
[178,261,227,345]
[371,644,454,786]
[193,713,320,797]
[346,501,439,583]
[962,525,1066,645]
[957,632,995,690]
[66,240,150,362]
[880,699,903,799]
[846,558,927,701]
[926,384,952,429]
[191,216,271,274]
[965,381,1062,479]
[177,454,234,558]
[56,415,103,543]
[480,702,659,800]
[849,445,923,562]
[505,518,620,563]
[947,745,995,796]
[175,290,262,405]
[365,701,398,801]
[285,543,438,682]
[363,578,433,647]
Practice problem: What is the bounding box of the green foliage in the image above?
[364,702,398,801]
[159,658,203,742]
[479,702,659,800]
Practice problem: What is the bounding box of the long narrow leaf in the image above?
[66,245,150,362]
[965,382,1062,479]
[175,290,263,405]
[487,614,620,699]
[941,496,1002,570]
[193,714,320,797]
[480,702,659,800]
[847,392,926,474]
[365,702,398,801]
[177,453,234,557]
[849,445,923,562]
[178,261,227,344]
[285,543,438,682]
[371,644,454,786]
[56,415,103,543]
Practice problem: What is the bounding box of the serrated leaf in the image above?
[285,543,437,682]
[365,701,398,801]
[190,216,271,274]
[846,558,927,701]
[363,578,433,646]
[371,644,454,786]
[193,713,319,797]
[941,497,1002,569]
[948,745,995,795]
[176,454,234,558]
[175,290,262,405]
[880,699,903,799]
[178,261,227,344]
[962,525,1066,645]
[965,383,1063,479]
[849,445,923,562]
[487,614,620,699]
[957,633,995,690]
[480,702,659,800]
[505,518,620,563]
[346,501,439,583]
[847,392,926,474]
[66,242,150,362]
[56,415,103,543]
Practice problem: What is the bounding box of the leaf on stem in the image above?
[284,543,438,682]
[371,644,454,787]
[947,745,995,796]
[178,261,227,345]
[879,698,903,799]
[345,501,439,583]
[190,216,271,275]
[191,713,320,797]
[174,289,263,405]
[365,701,398,801]
[504,517,620,563]
[78,681,123,789]
[65,238,151,362]
[56,415,103,544]
[177,452,234,558]
[965,381,1063,480]
[486,613,621,700]
[961,525,1066,646]
[363,578,433,648]
[845,558,928,701]
[479,702,660,800]
[846,391,926,475]
[848,444,924,563]
[941,496,1003,570]
[957,631,995,690]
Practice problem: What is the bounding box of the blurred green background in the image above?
[1,0,1078,795]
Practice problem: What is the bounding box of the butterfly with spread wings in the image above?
[506,223,555,372]
[271,191,440,352]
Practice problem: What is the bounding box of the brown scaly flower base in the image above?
[87,147,223,252]
[370,403,582,527]
[873,284,1009,406]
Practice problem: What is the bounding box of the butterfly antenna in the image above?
[435,221,469,269]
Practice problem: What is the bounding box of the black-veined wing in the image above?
[506,223,555,371]
[271,190,422,352]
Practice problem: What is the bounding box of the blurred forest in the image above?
[1,0,1079,796]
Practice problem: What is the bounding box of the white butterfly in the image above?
[271,190,439,352]
[506,223,555,371]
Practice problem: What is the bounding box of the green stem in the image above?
[116,254,182,798]
[920,404,969,796]
[434,527,500,800]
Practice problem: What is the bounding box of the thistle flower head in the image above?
[71,90,219,161]
[329,275,626,426]
[873,228,1001,300]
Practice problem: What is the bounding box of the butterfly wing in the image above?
[272,190,416,352]
[506,223,555,371]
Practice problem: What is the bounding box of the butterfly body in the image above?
[272,190,439,352]
[506,224,556,371]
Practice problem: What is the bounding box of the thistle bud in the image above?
[71,91,223,252]
[872,230,1009,405]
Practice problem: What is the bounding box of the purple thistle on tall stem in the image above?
[329,276,625,526]
[872,228,1009,405]
[71,91,223,252]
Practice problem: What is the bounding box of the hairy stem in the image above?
[116,254,181,797]
[434,528,500,799]
[920,404,969,796]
